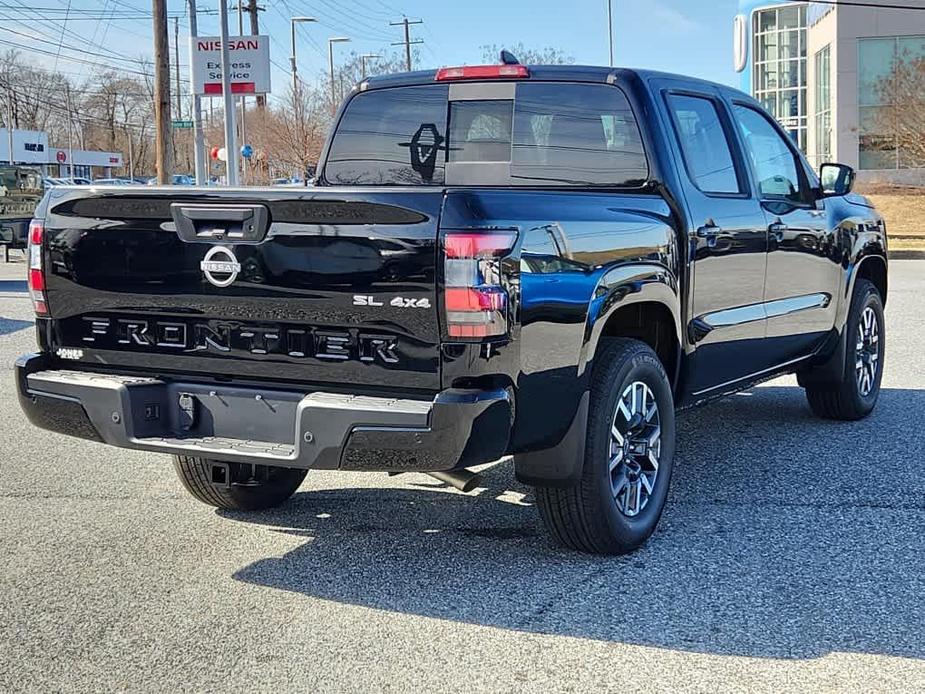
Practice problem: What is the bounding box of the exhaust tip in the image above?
[427,468,483,493]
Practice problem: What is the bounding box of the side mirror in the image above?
[819,163,856,197]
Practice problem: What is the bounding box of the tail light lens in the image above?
[27,219,48,316]
[443,230,516,339]
[435,65,530,81]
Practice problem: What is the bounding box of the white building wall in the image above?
[807,1,925,182]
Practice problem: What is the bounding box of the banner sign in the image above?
[191,36,271,96]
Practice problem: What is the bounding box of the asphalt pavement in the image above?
[1,255,923,693]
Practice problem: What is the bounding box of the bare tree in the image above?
[259,85,329,181]
[868,51,925,168]
[479,43,574,65]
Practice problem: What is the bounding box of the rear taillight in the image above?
[27,219,47,316]
[435,65,529,81]
[443,230,517,339]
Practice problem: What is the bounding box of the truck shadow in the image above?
[224,385,925,660]
[0,317,33,335]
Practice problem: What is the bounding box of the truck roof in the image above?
[361,64,743,97]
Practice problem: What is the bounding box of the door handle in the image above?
[696,223,722,238]
[769,221,788,243]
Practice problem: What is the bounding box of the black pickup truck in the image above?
[16,64,887,554]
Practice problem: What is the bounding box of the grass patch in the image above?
[855,185,925,238]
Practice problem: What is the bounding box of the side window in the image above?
[666,94,741,195]
[732,104,804,203]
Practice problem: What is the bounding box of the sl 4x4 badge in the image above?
[353,295,431,309]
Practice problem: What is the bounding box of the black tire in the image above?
[804,279,885,421]
[534,339,676,555]
[173,456,308,511]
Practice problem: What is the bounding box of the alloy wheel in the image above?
[609,381,662,517]
[855,305,880,397]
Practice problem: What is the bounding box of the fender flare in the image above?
[800,244,887,385]
[579,262,682,382]
[515,263,682,488]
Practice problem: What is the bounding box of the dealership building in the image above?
[0,128,124,179]
[734,0,925,182]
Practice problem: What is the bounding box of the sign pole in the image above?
[217,0,239,185]
[237,1,247,185]
[188,0,206,185]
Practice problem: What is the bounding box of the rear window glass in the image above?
[448,100,513,162]
[324,84,449,185]
[323,82,648,187]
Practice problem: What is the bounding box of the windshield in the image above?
[323,82,648,187]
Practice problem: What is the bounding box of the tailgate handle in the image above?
[171,203,269,244]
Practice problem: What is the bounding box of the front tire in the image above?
[804,278,885,420]
[173,456,308,511]
[534,339,676,555]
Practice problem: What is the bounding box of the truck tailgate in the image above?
[41,188,444,392]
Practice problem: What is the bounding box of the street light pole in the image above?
[328,37,350,116]
[360,53,380,80]
[608,0,614,68]
[289,17,317,98]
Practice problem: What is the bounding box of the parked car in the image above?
[0,165,42,251]
[92,178,134,186]
[148,174,195,186]
[17,63,887,554]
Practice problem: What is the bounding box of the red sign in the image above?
[55,150,67,163]
[203,82,256,95]
[196,39,260,51]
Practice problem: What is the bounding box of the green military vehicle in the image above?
[0,166,43,260]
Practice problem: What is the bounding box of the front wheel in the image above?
[534,339,676,555]
[804,278,885,421]
[173,456,308,511]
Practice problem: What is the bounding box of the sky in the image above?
[1,1,740,94]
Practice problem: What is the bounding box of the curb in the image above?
[889,250,925,260]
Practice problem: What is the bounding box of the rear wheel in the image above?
[534,339,676,555]
[173,456,308,511]
[804,279,885,420]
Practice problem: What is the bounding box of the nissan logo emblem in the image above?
[200,246,241,287]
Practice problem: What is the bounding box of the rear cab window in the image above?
[665,94,742,195]
[323,81,648,187]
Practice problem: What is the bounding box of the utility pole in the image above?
[608,0,614,67]
[173,17,182,119]
[173,16,183,172]
[247,0,265,109]
[188,0,206,185]
[390,18,423,72]
[218,0,239,185]
[152,0,172,184]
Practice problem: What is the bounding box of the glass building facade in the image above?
[857,35,925,170]
[751,3,809,152]
[813,44,832,164]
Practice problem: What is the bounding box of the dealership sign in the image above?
[191,36,271,96]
